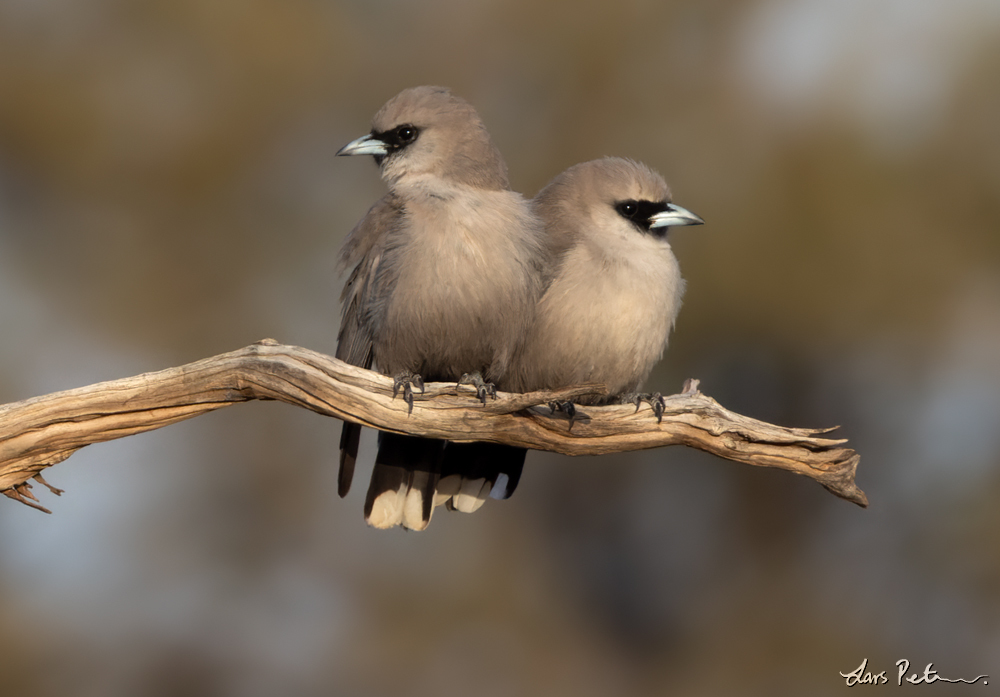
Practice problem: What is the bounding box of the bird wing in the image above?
[336,194,405,497]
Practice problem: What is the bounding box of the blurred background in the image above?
[1,0,999,694]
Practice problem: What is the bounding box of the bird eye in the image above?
[615,201,639,220]
[395,125,417,144]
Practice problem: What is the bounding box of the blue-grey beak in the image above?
[337,133,389,157]
[648,203,704,229]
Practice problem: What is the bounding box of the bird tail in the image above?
[438,443,527,512]
[337,422,362,498]
[364,433,446,531]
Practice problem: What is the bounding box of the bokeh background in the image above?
[2,0,999,694]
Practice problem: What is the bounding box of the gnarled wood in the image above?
[0,339,866,511]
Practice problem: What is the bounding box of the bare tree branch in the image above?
[0,339,866,511]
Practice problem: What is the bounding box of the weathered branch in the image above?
[0,339,866,511]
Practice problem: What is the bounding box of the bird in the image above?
[334,86,546,530]
[507,156,704,414]
[433,157,704,517]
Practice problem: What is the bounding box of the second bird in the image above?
[508,157,704,410]
[437,157,704,514]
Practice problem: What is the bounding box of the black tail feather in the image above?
[441,443,527,501]
[338,422,362,498]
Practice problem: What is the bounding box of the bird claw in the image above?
[547,400,578,430]
[631,392,665,423]
[392,372,425,414]
[457,372,497,405]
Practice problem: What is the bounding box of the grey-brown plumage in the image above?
[436,158,703,516]
[508,157,703,400]
[335,86,545,530]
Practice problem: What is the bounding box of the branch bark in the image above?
[0,339,866,511]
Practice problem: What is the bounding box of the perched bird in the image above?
[508,156,703,409]
[335,86,546,530]
[435,158,703,516]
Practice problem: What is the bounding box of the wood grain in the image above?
[0,339,866,511]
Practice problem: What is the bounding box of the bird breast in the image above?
[375,185,542,380]
[514,232,684,397]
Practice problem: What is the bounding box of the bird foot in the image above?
[625,392,665,423]
[457,372,497,405]
[392,371,425,414]
[548,400,579,430]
